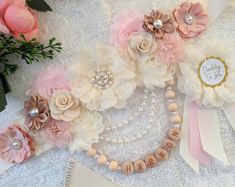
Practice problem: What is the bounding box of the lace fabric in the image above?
[0,0,235,186]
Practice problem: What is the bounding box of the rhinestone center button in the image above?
[91,69,113,90]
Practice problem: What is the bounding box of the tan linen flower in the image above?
[49,90,80,121]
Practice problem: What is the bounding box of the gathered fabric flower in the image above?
[69,44,136,111]
[24,96,50,130]
[109,9,144,51]
[178,39,235,107]
[172,2,209,38]
[156,33,185,64]
[27,64,71,100]
[69,109,104,152]
[0,0,38,40]
[143,10,174,39]
[49,90,80,121]
[0,125,34,163]
[128,32,174,89]
[40,120,72,148]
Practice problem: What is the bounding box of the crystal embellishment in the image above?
[91,69,113,89]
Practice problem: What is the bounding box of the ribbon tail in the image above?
[0,160,13,175]
[180,98,199,173]
[221,104,235,131]
[197,108,229,164]
[189,102,212,167]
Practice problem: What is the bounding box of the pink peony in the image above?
[156,33,185,64]
[109,9,144,51]
[26,64,71,99]
[0,125,35,163]
[0,0,39,40]
[172,2,209,38]
[40,120,72,148]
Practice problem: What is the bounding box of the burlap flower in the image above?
[24,96,50,130]
[144,10,174,39]
[49,90,80,121]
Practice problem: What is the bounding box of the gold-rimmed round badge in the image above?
[198,56,228,88]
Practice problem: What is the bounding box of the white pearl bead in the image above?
[153,19,163,29]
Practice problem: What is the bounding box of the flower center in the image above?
[12,139,23,150]
[184,14,194,25]
[153,19,163,29]
[91,69,113,90]
[51,125,61,135]
[29,108,39,117]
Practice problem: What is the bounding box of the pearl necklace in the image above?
[86,79,182,175]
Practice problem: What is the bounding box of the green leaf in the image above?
[26,0,52,12]
[0,80,7,112]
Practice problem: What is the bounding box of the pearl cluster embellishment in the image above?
[86,79,182,175]
[91,69,113,90]
[184,14,194,25]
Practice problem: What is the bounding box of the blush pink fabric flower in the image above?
[0,125,35,163]
[0,0,39,41]
[156,33,185,64]
[40,120,72,148]
[27,64,71,99]
[109,9,144,51]
[172,2,209,38]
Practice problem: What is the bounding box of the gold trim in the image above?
[197,56,228,88]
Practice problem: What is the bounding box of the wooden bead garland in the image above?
[86,79,182,175]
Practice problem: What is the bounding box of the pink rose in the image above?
[26,64,71,99]
[109,9,144,51]
[0,0,39,40]
[172,2,209,38]
[156,33,185,64]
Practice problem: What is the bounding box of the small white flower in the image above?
[69,44,136,111]
[128,32,174,89]
[178,39,235,107]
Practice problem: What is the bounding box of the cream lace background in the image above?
[0,0,235,186]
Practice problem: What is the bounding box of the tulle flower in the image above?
[27,64,71,99]
[172,2,209,38]
[69,44,136,111]
[40,120,72,148]
[0,125,34,163]
[178,39,235,107]
[109,9,143,51]
[128,32,174,89]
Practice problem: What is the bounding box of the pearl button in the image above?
[184,14,194,25]
[29,108,39,117]
[153,19,163,29]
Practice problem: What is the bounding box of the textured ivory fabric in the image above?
[0,0,235,186]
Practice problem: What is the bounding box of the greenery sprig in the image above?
[0,34,62,76]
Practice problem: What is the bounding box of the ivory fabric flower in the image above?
[69,44,136,111]
[156,33,185,64]
[40,120,72,148]
[178,40,235,107]
[109,9,143,50]
[49,90,80,121]
[27,64,71,99]
[128,32,174,89]
[143,10,174,39]
[69,109,104,152]
[24,96,50,130]
[172,2,209,38]
[0,125,34,163]
[0,0,39,40]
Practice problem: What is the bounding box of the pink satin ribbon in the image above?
[189,102,212,167]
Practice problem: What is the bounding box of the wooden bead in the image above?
[108,161,118,171]
[170,115,182,124]
[166,80,175,86]
[162,138,176,152]
[145,154,157,168]
[168,128,181,140]
[155,148,168,161]
[134,160,146,173]
[167,103,178,112]
[165,90,176,99]
[86,147,96,157]
[97,155,107,165]
[121,161,134,175]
